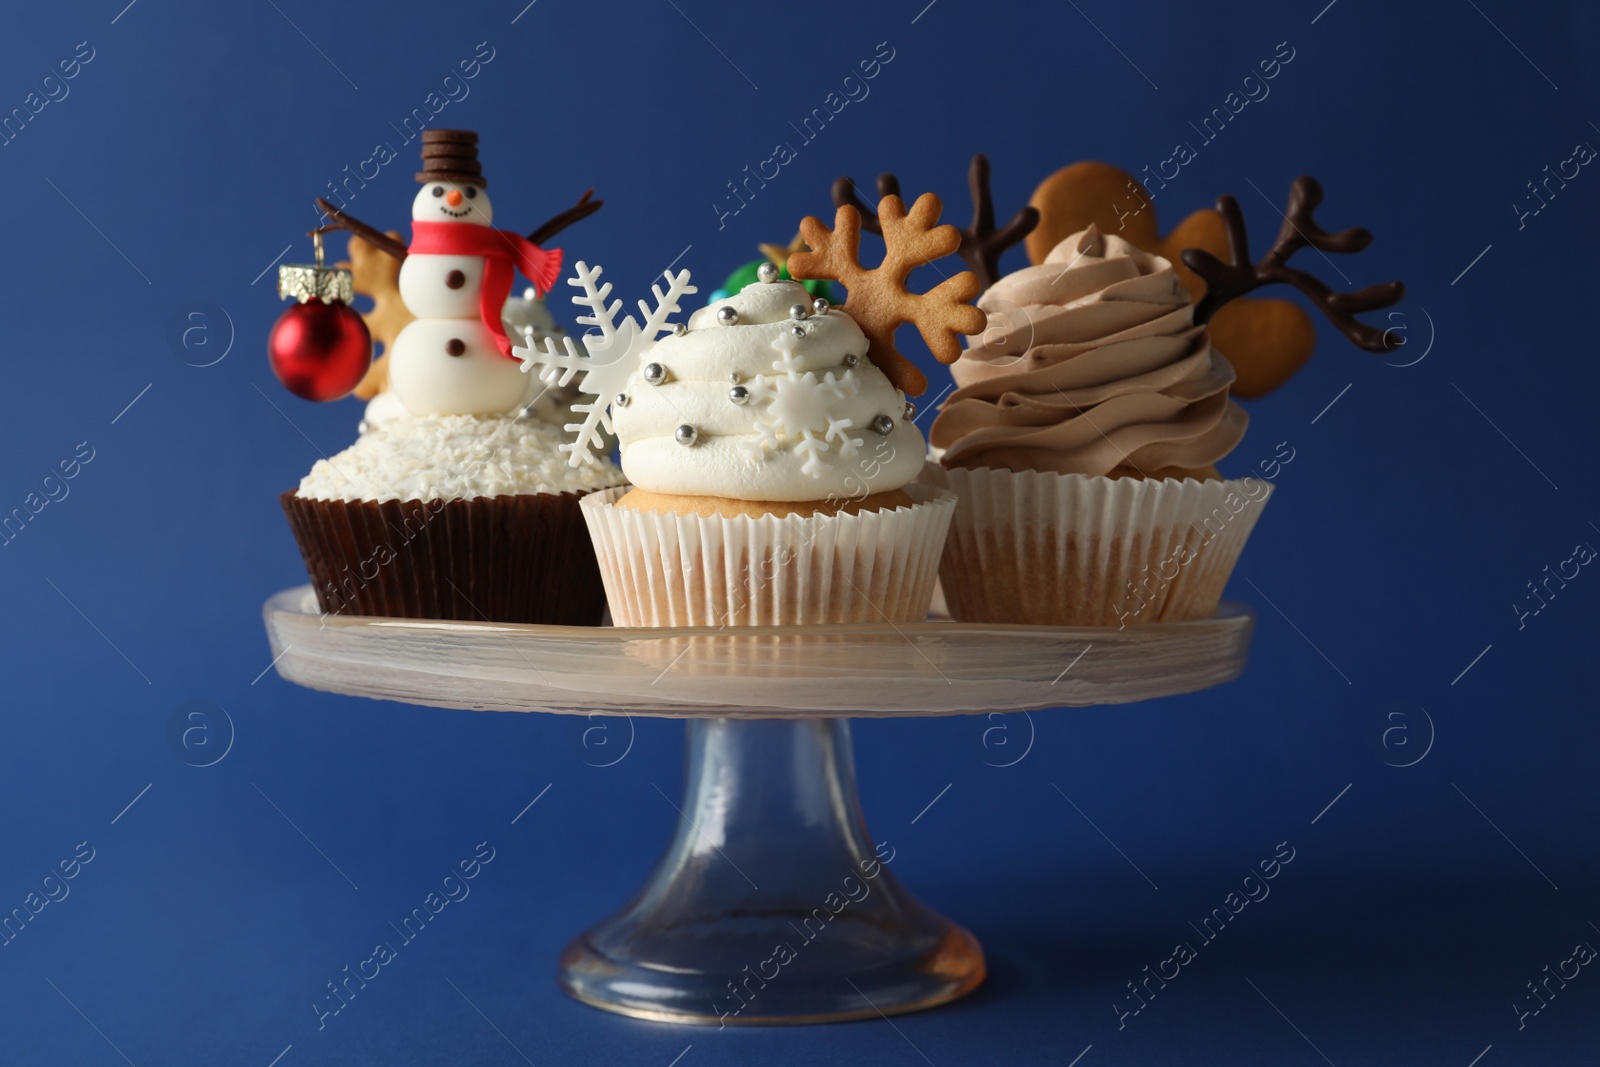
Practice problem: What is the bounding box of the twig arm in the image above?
[311,198,408,261]
[526,189,603,247]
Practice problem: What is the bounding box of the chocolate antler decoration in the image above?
[831,172,902,230]
[832,156,1038,290]
[960,154,1039,290]
[1181,176,1404,352]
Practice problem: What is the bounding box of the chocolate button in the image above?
[446,338,466,356]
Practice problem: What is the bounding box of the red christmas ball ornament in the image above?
[269,235,372,402]
[269,298,371,401]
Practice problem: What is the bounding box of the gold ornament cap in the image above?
[278,231,354,304]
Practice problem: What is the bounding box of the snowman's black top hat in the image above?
[415,129,486,188]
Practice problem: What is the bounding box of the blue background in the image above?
[2,0,1597,1063]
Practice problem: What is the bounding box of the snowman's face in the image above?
[411,181,493,226]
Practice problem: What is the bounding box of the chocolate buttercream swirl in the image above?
[930,226,1245,476]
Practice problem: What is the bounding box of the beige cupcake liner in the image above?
[921,463,1271,627]
[580,485,956,627]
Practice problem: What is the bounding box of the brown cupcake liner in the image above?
[280,489,608,625]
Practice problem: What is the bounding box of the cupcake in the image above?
[927,175,1404,627]
[522,193,986,627]
[274,130,622,624]
[927,223,1261,626]
[282,413,619,623]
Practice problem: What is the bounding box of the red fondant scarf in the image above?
[409,221,562,358]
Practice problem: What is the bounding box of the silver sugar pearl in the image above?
[789,303,810,320]
[675,424,699,446]
[756,262,780,283]
[903,400,917,421]
[813,297,830,314]
[728,385,751,405]
[672,322,687,336]
[716,306,740,326]
[842,353,859,368]
[728,372,741,384]
[614,393,630,407]
[643,362,667,385]
[871,414,896,435]
[789,323,807,339]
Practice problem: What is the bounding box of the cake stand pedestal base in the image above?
[264,586,1257,1025]
[558,717,983,1025]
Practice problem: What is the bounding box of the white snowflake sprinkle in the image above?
[742,321,867,476]
[819,369,859,402]
[794,430,828,478]
[825,417,861,458]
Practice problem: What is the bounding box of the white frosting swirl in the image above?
[298,412,622,502]
[610,279,926,502]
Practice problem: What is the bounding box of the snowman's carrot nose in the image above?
[446,189,464,206]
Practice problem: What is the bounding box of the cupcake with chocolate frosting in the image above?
[927,226,1268,626]
[925,169,1405,627]
[935,226,1245,478]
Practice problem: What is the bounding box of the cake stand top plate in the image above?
[263,586,1253,718]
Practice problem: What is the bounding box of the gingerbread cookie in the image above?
[789,192,986,397]
[834,155,1040,292]
[338,231,413,400]
[1027,162,1317,398]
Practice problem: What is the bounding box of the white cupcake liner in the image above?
[921,463,1271,627]
[580,484,956,627]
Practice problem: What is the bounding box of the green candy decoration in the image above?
[708,259,837,305]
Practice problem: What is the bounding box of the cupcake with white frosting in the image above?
[514,192,983,627]
[612,277,925,514]
[578,274,955,627]
[271,128,625,624]
[281,410,622,624]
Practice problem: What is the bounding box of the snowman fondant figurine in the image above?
[314,129,601,417]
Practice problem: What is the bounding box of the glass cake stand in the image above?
[263,586,1253,1025]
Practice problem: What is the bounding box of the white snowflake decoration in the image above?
[793,432,829,478]
[751,419,780,453]
[765,374,835,437]
[742,328,863,476]
[825,417,861,458]
[819,371,855,402]
[515,261,696,467]
[771,339,807,377]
